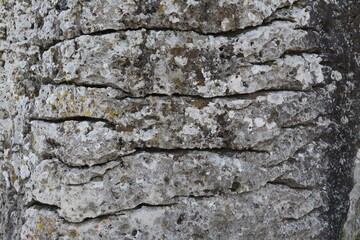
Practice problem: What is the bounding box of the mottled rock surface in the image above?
[0,0,359,239]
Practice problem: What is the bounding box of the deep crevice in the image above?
[39,15,302,54]
[133,147,270,156]
[280,48,323,59]
[27,200,60,212]
[172,194,216,200]
[30,117,116,129]
[123,88,313,101]
[74,202,178,224]
[266,177,317,190]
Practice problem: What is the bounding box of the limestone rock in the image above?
[22,184,325,240]
[38,28,321,97]
[1,0,359,239]
[5,0,300,46]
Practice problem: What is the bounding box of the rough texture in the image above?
[22,185,325,240]
[0,0,359,239]
[342,150,360,240]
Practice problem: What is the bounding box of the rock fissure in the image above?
[1,0,358,239]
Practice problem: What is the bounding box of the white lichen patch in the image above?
[38,21,320,97]
[1,0,333,238]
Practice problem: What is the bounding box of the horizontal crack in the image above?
[294,26,321,33]
[172,194,216,200]
[129,88,313,100]
[266,157,297,168]
[28,199,177,224]
[39,13,304,54]
[133,147,270,156]
[37,83,314,101]
[75,202,178,223]
[26,199,60,212]
[30,117,116,129]
[266,177,319,190]
[280,122,318,129]
[280,48,322,58]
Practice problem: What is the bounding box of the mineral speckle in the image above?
[0,0,359,239]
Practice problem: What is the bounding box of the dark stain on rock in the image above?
[309,0,360,239]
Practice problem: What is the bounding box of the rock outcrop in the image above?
[0,0,359,239]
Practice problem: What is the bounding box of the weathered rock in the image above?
[5,0,301,46]
[22,184,325,240]
[342,150,360,240]
[30,151,291,222]
[1,0,359,239]
[31,84,329,166]
[38,29,321,97]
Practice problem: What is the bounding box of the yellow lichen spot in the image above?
[51,104,57,110]
[195,78,205,86]
[15,75,21,82]
[172,78,182,87]
[101,218,110,224]
[60,112,69,118]
[200,175,206,181]
[37,222,44,231]
[120,175,127,183]
[158,4,165,14]
[40,178,48,184]
[191,100,208,109]
[11,174,18,183]
[80,96,86,102]
[75,128,80,133]
[83,109,91,116]
[115,125,134,132]
[107,108,117,120]
[68,229,79,238]
[15,95,19,101]
[150,135,158,143]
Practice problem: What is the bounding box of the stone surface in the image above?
[31,84,329,167]
[342,150,360,240]
[0,0,359,239]
[37,28,321,97]
[4,0,300,46]
[22,184,325,240]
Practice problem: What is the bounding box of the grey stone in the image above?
[22,184,325,240]
[1,0,358,239]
